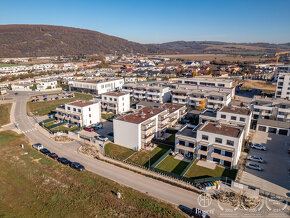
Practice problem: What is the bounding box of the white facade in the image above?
[101,92,130,114]
[275,73,290,99]
[178,77,235,88]
[274,64,290,81]
[37,80,57,90]
[11,83,32,91]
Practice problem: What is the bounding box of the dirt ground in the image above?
[241,80,276,92]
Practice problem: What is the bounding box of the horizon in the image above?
[0,0,289,44]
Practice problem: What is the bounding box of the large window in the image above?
[221,114,226,119]
[179,140,185,146]
[188,143,194,148]
[223,161,231,167]
[226,140,234,146]
[200,145,207,151]
[213,158,220,163]
[224,151,233,157]
[214,148,221,154]
[258,125,267,132]
[231,116,236,121]
[239,117,245,122]
[215,137,222,143]
[202,135,208,141]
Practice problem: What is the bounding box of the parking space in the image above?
[94,121,113,141]
[240,131,290,197]
[30,92,74,102]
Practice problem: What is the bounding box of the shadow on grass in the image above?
[222,168,238,180]
[187,175,211,180]
[143,145,170,168]
[171,160,189,175]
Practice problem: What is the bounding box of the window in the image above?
[258,125,267,132]
[224,151,232,157]
[114,98,117,101]
[202,135,208,141]
[104,97,107,100]
[67,107,70,110]
[78,109,81,113]
[231,116,236,121]
[214,148,221,154]
[89,108,91,111]
[200,145,207,151]
[221,114,226,119]
[213,158,220,163]
[110,98,112,101]
[215,138,222,143]
[89,114,91,118]
[179,140,185,146]
[239,117,245,122]
[223,161,231,167]
[188,143,194,148]
[73,108,76,112]
[226,140,234,146]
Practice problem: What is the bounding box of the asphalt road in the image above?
[6,91,289,217]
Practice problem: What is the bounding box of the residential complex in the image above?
[54,100,101,127]
[275,72,290,99]
[36,79,57,90]
[101,92,130,114]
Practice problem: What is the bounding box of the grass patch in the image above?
[0,130,185,217]
[0,103,12,127]
[0,63,20,68]
[105,143,135,161]
[50,125,79,132]
[184,160,237,180]
[128,144,171,167]
[27,92,93,116]
[156,155,189,175]
[101,113,115,120]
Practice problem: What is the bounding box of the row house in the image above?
[101,92,130,114]
[175,122,244,168]
[54,100,101,127]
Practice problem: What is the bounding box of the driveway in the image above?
[94,121,113,141]
[240,131,290,197]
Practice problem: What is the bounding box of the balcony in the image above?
[198,149,208,156]
[55,107,65,113]
[176,143,195,153]
[142,132,155,143]
[211,152,233,162]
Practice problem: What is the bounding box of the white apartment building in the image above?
[178,77,235,88]
[36,80,57,90]
[11,83,32,91]
[113,107,167,151]
[175,122,244,168]
[274,64,290,81]
[171,89,231,109]
[54,100,101,127]
[71,78,124,95]
[275,72,290,99]
[251,96,290,122]
[101,92,130,114]
[122,84,171,104]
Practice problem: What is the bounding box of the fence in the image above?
[38,118,55,125]
[152,138,174,147]
[180,156,196,176]
[46,121,67,130]
[151,149,172,168]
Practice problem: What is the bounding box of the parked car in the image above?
[251,143,266,151]
[14,92,18,95]
[57,157,71,166]
[70,162,85,171]
[94,123,103,129]
[43,98,47,101]
[67,94,74,98]
[55,97,59,100]
[96,135,108,142]
[31,99,35,102]
[35,98,39,102]
[32,143,43,150]
[84,127,94,132]
[246,162,263,171]
[247,155,265,163]
[190,208,210,218]
[48,153,59,160]
[40,148,51,155]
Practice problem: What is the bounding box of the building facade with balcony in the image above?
[275,72,290,100]
[161,103,187,127]
[175,122,244,168]
[101,92,130,114]
[54,100,101,127]
[113,107,167,151]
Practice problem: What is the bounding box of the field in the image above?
[0,130,185,217]
[0,63,20,68]
[0,103,12,127]
[27,92,93,116]
[128,144,171,167]
[241,80,276,92]
[156,155,189,175]
[105,142,136,160]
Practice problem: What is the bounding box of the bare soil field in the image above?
[242,80,276,92]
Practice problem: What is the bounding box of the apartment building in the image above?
[275,72,290,99]
[113,107,167,150]
[273,64,290,81]
[122,84,171,103]
[36,79,57,90]
[54,100,101,127]
[171,89,231,109]
[11,82,32,91]
[175,122,244,168]
[178,77,235,88]
[251,96,290,122]
[101,92,130,114]
[161,103,187,127]
[71,78,124,95]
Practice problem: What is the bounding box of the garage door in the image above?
[278,129,288,135]
[268,127,277,134]
[258,125,267,132]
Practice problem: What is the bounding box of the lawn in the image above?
[101,113,115,120]
[50,125,79,132]
[184,160,237,180]
[0,130,184,217]
[27,92,93,116]
[0,103,12,127]
[105,142,136,161]
[0,63,20,68]
[156,155,189,175]
[128,144,171,167]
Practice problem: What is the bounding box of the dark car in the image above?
[57,157,71,166]
[40,148,51,155]
[14,92,18,95]
[43,98,47,101]
[48,153,59,160]
[70,162,85,171]
[55,97,59,100]
[31,99,35,102]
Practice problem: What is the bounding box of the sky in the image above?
[0,0,289,44]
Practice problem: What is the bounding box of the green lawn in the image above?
[105,143,136,161]
[156,155,189,175]
[185,160,237,180]
[0,131,184,217]
[50,125,79,132]
[128,144,171,167]
[0,63,20,68]
[101,113,115,120]
[0,103,12,127]
[44,120,57,127]
[27,93,93,116]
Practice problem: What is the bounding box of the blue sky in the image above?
[0,0,289,43]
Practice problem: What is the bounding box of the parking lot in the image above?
[31,92,74,102]
[240,131,290,197]
[79,121,113,142]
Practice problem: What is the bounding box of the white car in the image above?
[251,143,267,151]
[32,143,43,151]
[96,135,108,142]
[95,123,103,129]
[246,162,263,171]
[247,155,264,163]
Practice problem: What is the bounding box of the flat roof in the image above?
[68,100,95,107]
[200,122,242,138]
[220,106,251,115]
[116,107,165,124]
[178,77,234,83]
[102,92,128,97]
[136,101,162,108]
[200,110,217,118]
[257,118,290,129]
